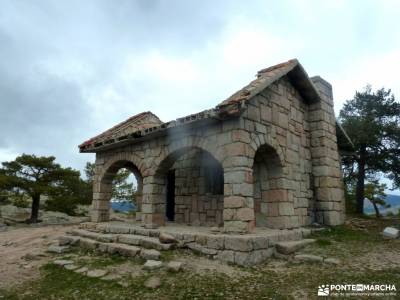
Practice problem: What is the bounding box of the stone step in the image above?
[69,229,174,251]
[79,223,160,237]
[118,234,174,251]
[70,229,117,243]
[58,235,160,259]
[275,239,316,255]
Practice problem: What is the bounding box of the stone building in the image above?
[79,59,347,233]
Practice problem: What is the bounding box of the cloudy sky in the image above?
[1,0,399,186]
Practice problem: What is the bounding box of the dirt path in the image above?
[0,225,75,289]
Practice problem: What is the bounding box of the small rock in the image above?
[47,244,70,254]
[273,250,291,261]
[294,254,323,263]
[159,233,177,244]
[141,249,161,260]
[86,269,108,278]
[0,223,7,232]
[22,253,40,261]
[101,273,122,281]
[144,276,161,289]
[382,227,399,239]
[143,260,163,270]
[64,264,79,270]
[324,258,341,265]
[53,259,74,266]
[74,267,88,274]
[118,281,130,287]
[166,261,183,272]
[2,241,13,246]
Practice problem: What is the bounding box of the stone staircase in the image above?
[58,226,177,261]
[57,222,318,266]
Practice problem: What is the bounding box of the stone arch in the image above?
[248,132,286,168]
[252,141,295,229]
[98,153,146,181]
[144,145,224,227]
[91,155,144,222]
[151,135,222,171]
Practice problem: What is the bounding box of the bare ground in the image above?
[0,218,399,299]
[0,225,75,289]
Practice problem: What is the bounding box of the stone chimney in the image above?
[308,75,345,226]
[310,76,333,101]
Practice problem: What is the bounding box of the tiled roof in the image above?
[79,111,162,149]
[79,59,322,153]
[218,59,320,107]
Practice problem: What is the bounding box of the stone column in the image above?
[141,175,166,228]
[309,76,345,226]
[223,166,255,233]
[135,183,143,222]
[90,158,111,222]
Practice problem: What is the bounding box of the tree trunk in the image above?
[355,146,366,214]
[372,201,381,218]
[29,194,41,223]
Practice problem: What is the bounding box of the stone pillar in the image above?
[141,175,165,228]
[223,166,255,233]
[91,158,111,222]
[135,183,143,222]
[309,76,345,226]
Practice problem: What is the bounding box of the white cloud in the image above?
[332,50,400,114]
[0,148,19,163]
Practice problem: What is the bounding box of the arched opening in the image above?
[155,147,224,227]
[253,144,284,227]
[99,160,143,221]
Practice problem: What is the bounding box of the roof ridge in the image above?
[257,59,298,77]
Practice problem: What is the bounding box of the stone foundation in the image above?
[79,222,312,266]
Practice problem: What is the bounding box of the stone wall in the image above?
[172,149,224,226]
[244,76,314,228]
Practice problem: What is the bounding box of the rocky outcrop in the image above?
[0,205,89,225]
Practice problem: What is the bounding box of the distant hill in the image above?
[364,194,400,215]
[110,201,136,213]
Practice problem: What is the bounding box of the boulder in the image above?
[141,249,161,260]
[382,227,399,239]
[143,260,163,270]
[275,239,316,255]
[144,276,161,289]
[159,233,177,244]
[74,205,90,216]
[0,205,30,222]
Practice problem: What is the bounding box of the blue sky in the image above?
[0,0,399,192]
